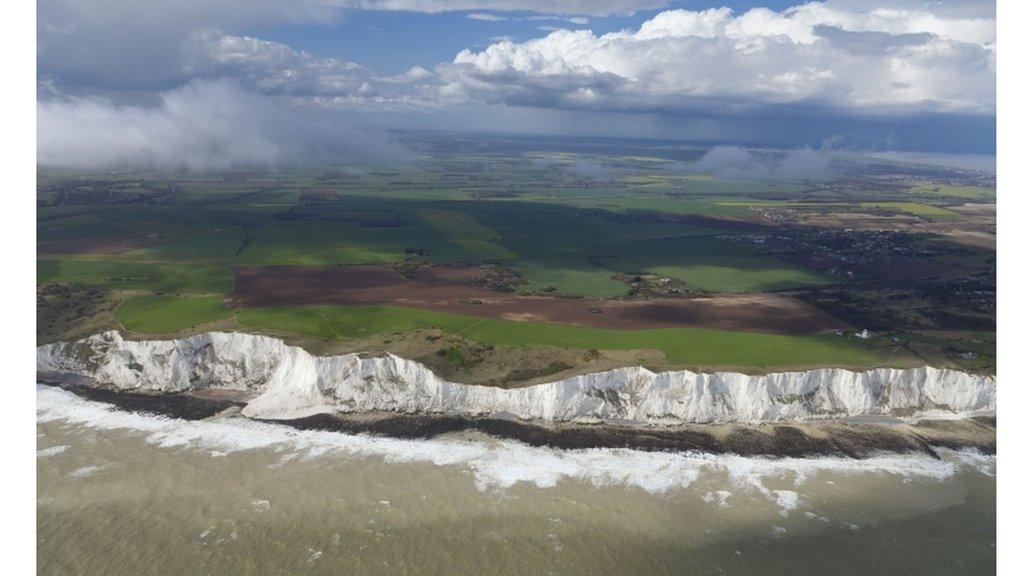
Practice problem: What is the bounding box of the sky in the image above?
[37,0,997,169]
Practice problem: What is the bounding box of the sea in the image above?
[36,385,996,575]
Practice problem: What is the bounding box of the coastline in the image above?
[40,380,996,459]
[36,331,997,427]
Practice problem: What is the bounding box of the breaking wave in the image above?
[37,384,995,501]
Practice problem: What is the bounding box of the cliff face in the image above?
[37,331,997,425]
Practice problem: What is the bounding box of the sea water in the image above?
[36,385,995,575]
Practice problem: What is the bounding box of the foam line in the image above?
[38,384,990,497]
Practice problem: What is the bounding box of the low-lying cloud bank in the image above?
[688,146,835,181]
[683,145,998,181]
[37,80,407,170]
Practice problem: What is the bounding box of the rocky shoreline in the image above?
[36,331,997,458]
[40,380,996,459]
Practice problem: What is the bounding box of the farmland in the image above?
[227,265,844,333]
[117,295,231,333]
[235,304,884,371]
[38,259,233,293]
[36,133,997,377]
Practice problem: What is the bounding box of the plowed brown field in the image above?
[228,265,847,335]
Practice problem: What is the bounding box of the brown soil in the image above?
[949,203,996,217]
[940,230,997,250]
[228,264,846,335]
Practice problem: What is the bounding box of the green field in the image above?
[416,208,517,260]
[36,144,994,373]
[616,257,833,292]
[235,304,882,369]
[539,197,747,217]
[128,227,247,263]
[512,258,628,297]
[594,236,833,292]
[117,295,231,333]
[38,259,233,293]
[909,184,995,200]
[38,219,134,244]
[238,221,412,265]
[858,201,961,220]
[35,177,831,298]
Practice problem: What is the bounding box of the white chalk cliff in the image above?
[37,331,996,425]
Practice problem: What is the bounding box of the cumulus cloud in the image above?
[40,0,996,119]
[440,1,995,115]
[36,0,997,158]
[39,0,664,90]
[689,146,835,181]
[91,28,435,107]
[37,80,407,170]
[182,31,380,98]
